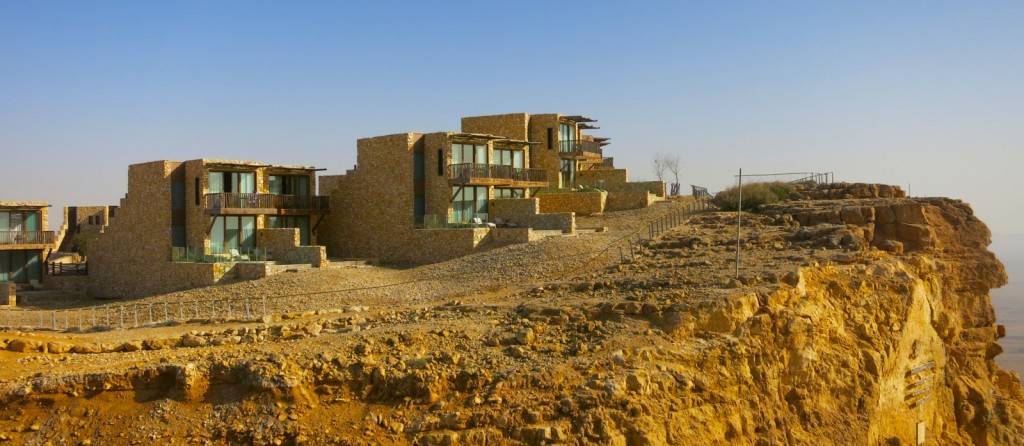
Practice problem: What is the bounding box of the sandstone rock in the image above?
[71,343,103,354]
[878,240,904,254]
[46,342,71,354]
[120,341,144,352]
[514,329,535,346]
[180,335,208,348]
[8,339,40,353]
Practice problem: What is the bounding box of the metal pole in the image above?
[736,168,742,279]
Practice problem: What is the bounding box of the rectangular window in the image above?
[171,225,186,248]
[269,175,310,196]
[195,178,201,205]
[492,149,525,168]
[413,152,425,180]
[494,188,524,199]
[208,172,224,193]
[547,128,553,150]
[452,143,487,165]
[559,123,575,152]
[451,186,488,223]
[438,149,444,176]
[171,180,185,210]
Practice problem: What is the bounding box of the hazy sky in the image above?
[2,2,1022,233]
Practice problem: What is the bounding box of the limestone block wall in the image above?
[88,161,180,298]
[527,114,565,186]
[59,206,114,252]
[318,175,345,196]
[461,113,529,140]
[43,275,90,294]
[606,191,657,212]
[423,133,453,219]
[578,169,628,188]
[318,133,419,262]
[537,191,607,216]
[489,198,575,232]
[489,227,534,245]
[256,228,326,267]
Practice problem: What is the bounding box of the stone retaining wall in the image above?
[537,191,606,216]
[606,191,657,212]
[257,228,327,267]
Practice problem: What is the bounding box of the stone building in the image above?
[317,112,663,264]
[87,159,331,298]
[58,205,118,253]
[0,201,57,285]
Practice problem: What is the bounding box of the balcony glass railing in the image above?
[558,140,603,157]
[203,193,330,212]
[0,231,56,245]
[446,164,548,184]
[172,246,269,263]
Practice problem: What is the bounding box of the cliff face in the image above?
[0,187,1020,445]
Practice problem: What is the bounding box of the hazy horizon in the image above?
[2,2,1022,233]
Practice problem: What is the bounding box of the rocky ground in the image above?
[0,185,1022,445]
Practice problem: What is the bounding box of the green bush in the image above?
[712,181,794,211]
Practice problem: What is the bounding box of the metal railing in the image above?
[171,246,269,263]
[418,213,490,229]
[203,193,330,212]
[558,140,603,158]
[446,164,548,184]
[0,231,56,245]
[47,262,88,276]
[730,172,834,185]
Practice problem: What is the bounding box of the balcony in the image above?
[447,164,549,187]
[204,193,330,216]
[559,140,603,159]
[0,231,56,247]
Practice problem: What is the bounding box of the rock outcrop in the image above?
[0,187,1020,445]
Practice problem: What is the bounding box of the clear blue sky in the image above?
[2,1,1022,233]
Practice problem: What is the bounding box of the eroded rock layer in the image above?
[0,187,1020,445]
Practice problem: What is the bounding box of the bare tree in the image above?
[664,153,681,196]
[651,155,668,182]
[652,153,682,195]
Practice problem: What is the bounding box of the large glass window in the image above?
[451,186,488,223]
[493,149,525,168]
[452,143,487,165]
[0,250,41,283]
[208,171,256,194]
[559,123,576,152]
[269,175,310,196]
[494,188,524,199]
[209,216,256,253]
[561,159,576,188]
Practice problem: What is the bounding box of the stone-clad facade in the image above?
[88,159,330,298]
[0,201,57,286]
[318,112,664,264]
[58,205,117,253]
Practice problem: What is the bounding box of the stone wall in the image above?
[59,206,114,252]
[318,175,345,196]
[537,191,607,216]
[606,191,657,212]
[88,161,178,298]
[43,275,91,294]
[2,281,14,306]
[578,169,628,188]
[256,228,327,267]
[489,198,575,232]
[461,113,529,140]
